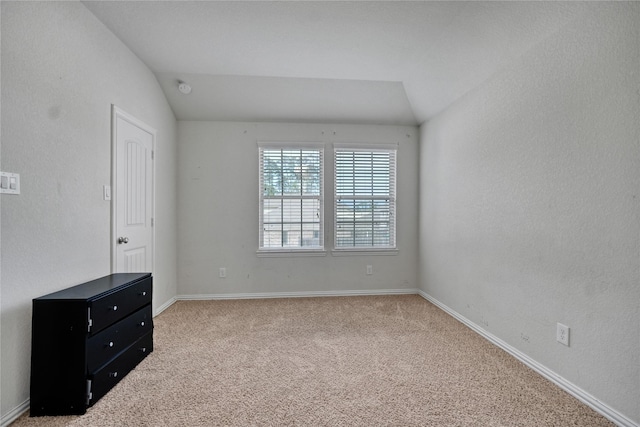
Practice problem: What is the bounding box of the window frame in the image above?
[332,143,398,255]
[257,142,326,257]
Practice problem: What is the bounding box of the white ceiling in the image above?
[83,1,587,125]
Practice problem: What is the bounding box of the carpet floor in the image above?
[12,295,613,426]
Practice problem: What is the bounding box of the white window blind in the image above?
[334,147,397,249]
[259,144,324,251]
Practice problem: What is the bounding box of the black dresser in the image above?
[30,273,153,416]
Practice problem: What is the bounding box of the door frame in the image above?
[111,105,157,274]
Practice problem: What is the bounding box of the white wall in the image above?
[419,3,639,424]
[0,2,178,421]
[178,122,418,297]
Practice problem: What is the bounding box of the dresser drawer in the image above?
[89,332,153,406]
[86,305,153,373]
[89,277,152,334]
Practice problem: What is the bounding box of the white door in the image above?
[112,106,155,273]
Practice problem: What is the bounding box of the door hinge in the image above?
[87,308,92,332]
[151,218,154,227]
[151,150,155,160]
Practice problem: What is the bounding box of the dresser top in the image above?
[34,273,151,301]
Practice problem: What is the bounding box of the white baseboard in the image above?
[1,398,29,427]
[154,296,177,317]
[417,290,637,427]
[177,288,419,301]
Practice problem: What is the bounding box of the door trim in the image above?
[111,105,157,274]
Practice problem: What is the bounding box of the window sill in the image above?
[331,248,399,256]
[256,249,327,258]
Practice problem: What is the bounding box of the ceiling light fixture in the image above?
[177,81,192,95]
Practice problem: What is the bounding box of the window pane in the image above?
[354,223,373,246]
[302,223,320,247]
[282,150,302,195]
[262,151,283,196]
[334,149,396,248]
[354,200,373,223]
[259,146,323,250]
[282,199,302,224]
[263,223,282,248]
[336,227,354,247]
[263,199,282,224]
[336,199,356,224]
[282,223,301,248]
[301,150,321,196]
[373,222,390,246]
[335,151,391,197]
[302,199,320,222]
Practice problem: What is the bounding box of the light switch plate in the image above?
[103,185,111,201]
[0,171,20,194]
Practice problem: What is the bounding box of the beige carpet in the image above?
[13,295,613,426]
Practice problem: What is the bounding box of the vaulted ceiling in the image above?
[83,1,588,125]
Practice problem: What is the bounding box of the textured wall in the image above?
[0,2,178,419]
[419,3,639,423]
[177,121,419,297]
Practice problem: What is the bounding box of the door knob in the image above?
[118,237,129,244]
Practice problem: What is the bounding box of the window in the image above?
[258,143,324,253]
[334,144,397,250]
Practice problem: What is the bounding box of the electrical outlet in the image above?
[366,265,373,275]
[219,267,226,278]
[557,323,569,346]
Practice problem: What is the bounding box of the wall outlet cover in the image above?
[557,323,570,346]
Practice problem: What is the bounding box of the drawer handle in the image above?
[109,371,118,378]
[108,341,114,348]
[140,291,147,296]
[140,347,147,353]
[140,321,145,327]
[111,305,118,311]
